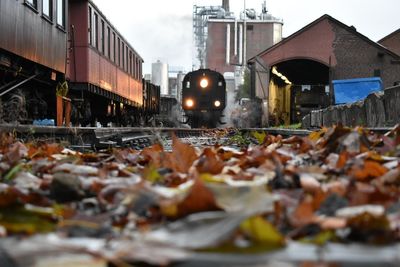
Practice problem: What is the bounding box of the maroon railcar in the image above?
[67,0,144,126]
[0,0,68,123]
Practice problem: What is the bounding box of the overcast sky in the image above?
[93,0,399,74]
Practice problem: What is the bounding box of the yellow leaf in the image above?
[240,216,285,245]
[252,131,267,145]
[199,173,224,183]
[142,165,162,183]
[160,203,178,217]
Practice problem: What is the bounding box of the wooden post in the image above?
[64,97,71,127]
[56,95,63,126]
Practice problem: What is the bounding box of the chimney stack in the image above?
[222,0,230,12]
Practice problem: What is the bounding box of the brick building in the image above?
[379,28,400,57]
[249,14,400,125]
[206,15,283,74]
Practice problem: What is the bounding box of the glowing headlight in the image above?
[214,100,221,107]
[200,78,208,88]
[185,99,194,108]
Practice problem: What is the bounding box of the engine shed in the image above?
[250,14,400,126]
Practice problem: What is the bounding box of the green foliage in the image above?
[275,123,302,129]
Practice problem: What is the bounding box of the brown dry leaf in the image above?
[163,135,197,173]
[350,160,388,181]
[175,177,220,218]
[0,186,19,207]
[27,143,63,159]
[336,151,350,169]
[196,148,224,175]
[4,142,28,165]
[140,143,164,167]
[290,196,316,227]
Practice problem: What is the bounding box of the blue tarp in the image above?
[332,77,383,104]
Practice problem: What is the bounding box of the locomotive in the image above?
[182,69,226,128]
[0,0,160,127]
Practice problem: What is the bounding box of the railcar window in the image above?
[117,38,121,66]
[101,20,105,55]
[107,27,111,58]
[42,0,52,20]
[112,32,116,62]
[121,42,125,70]
[133,55,136,78]
[93,13,98,49]
[56,0,65,28]
[88,7,92,45]
[136,58,139,79]
[122,42,125,69]
[129,52,133,75]
[126,46,129,72]
[25,0,38,9]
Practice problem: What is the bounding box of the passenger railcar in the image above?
[0,0,68,123]
[68,0,144,126]
[182,69,226,128]
[0,0,160,126]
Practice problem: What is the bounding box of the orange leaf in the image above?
[140,143,164,168]
[163,135,197,173]
[196,148,224,175]
[350,160,388,181]
[290,196,315,227]
[336,151,350,169]
[175,178,220,218]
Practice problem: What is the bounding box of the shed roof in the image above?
[250,14,400,63]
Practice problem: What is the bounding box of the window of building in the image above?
[25,0,38,9]
[247,25,254,31]
[88,7,92,45]
[374,69,381,77]
[100,20,105,54]
[107,27,111,58]
[56,0,65,28]
[42,0,52,20]
[93,13,98,48]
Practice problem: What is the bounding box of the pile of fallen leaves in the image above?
[0,125,400,266]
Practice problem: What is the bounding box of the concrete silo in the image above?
[151,60,169,95]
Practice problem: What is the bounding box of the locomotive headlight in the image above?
[185,98,194,108]
[214,100,221,107]
[200,78,208,88]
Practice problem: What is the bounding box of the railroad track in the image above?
[0,124,394,151]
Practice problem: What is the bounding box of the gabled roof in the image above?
[250,14,400,62]
[378,28,400,44]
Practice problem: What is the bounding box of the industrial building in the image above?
[193,0,283,74]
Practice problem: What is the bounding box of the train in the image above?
[182,69,226,128]
[0,0,160,127]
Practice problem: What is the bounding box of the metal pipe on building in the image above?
[239,23,243,65]
[243,0,247,66]
[226,24,231,65]
[234,19,237,56]
[222,0,230,12]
